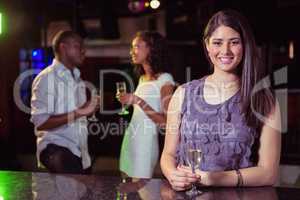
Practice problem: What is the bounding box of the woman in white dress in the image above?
[118,31,176,179]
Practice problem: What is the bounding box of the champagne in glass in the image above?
[185,141,203,197]
[116,82,129,115]
[187,149,202,173]
[88,89,99,122]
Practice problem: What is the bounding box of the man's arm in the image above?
[37,96,100,131]
[31,73,100,131]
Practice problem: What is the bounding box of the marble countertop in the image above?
[0,170,300,200]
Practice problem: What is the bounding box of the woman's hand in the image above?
[177,165,212,186]
[166,165,200,191]
[117,93,139,105]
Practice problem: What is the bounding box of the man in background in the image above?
[31,30,99,173]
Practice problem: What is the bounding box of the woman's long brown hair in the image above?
[202,9,275,130]
[132,31,170,78]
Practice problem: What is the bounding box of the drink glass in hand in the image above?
[116,82,129,115]
[87,89,99,122]
[185,140,203,197]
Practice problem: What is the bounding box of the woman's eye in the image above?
[231,40,240,45]
[212,42,221,46]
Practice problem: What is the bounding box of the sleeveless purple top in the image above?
[176,77,257,172]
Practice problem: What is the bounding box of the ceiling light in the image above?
[128,0,146,13]
[150,0,160,9]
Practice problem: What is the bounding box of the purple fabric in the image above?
[176,77,257,172]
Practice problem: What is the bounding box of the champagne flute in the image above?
[88,89,99,122]
[116,82,129,115]
[185,140,203,197]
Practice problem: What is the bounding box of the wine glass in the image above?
[185,140,203,197]
[116,82,129,115]
[88,89,99,122]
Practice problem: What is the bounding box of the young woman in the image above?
[160,10,281,190]
[119,31,176,179]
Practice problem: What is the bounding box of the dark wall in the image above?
[0,0,300,170]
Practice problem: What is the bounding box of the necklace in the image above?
[207,75,240,92]
[203,76,240,105]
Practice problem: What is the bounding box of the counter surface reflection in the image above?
[0,170,299,199]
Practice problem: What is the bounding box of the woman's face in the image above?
[205,25,243,73]
[130,37,150,65]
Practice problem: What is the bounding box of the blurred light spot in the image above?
[150,0,160,9]
[0,13,2,34]
[289,40,294,59]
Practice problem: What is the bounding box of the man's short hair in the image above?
[52,30,81,54]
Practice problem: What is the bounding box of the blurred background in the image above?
[0,0,299,183]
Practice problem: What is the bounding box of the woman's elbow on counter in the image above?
[262,169,279,186]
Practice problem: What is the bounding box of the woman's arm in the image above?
[137,83,174,127]
[179,101,282,187]
[119,83,175,127]
[160,86,199,191]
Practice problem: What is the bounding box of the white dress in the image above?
[119,73,175,178]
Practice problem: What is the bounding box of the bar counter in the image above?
[0,170,299,199]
